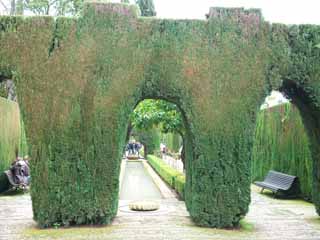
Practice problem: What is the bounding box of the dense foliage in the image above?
[2,0,155,17]
[252,103,312,200]
[131,99,183,135]
[24,0,84,16]
[130,99,183,155]
[0,3,319,229]
[0,81,6,98]
[160,132,181,153]
[1,0,83,15]
[133,128,160,157]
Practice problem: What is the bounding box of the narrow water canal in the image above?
[120,161,162,200]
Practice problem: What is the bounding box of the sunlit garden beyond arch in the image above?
[0,1,320,238]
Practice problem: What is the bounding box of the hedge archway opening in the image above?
[125,98,187,160]
[120,98,187,202]
[252,90,313,200]
[278,80,320,214]
[0,71,29,193]
[122,96,194,194]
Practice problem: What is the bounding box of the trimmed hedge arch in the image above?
[0,2,319,228]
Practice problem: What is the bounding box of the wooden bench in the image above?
[254,170,299,197]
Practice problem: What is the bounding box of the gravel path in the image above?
[1,186,320,240]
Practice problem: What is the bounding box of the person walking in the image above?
[128,142,134,155]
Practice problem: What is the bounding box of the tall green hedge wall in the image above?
[160,132,182,153]
[0,97,27,172]
[0,3,320,228]
[252,103,312,200]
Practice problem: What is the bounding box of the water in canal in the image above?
[120,161,162,200]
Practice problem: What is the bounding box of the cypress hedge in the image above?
[0,2,319,228]
[134,128,160,155]
[0,97,27,172]
[160,132,182,153]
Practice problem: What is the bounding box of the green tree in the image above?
[130,99,185,161]
[131,99,183,136]
[133,128,160,158]
[23,0,83,16]
[121,0,130,3]
[0,0,24,15]
[135,0,155,17]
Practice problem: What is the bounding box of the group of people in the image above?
[126,141,142,156]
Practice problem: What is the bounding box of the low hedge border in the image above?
[147,155,185,199]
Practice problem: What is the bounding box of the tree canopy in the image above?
[23,0,83,16]
[2,0,156,17]
[130,99,184,135]
[135,0,156,17]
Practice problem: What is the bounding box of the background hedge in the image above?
[160,132,181,153]
[133,127,160,155]
[0,97,28,173]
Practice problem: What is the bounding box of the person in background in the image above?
[128,141,134,155]
[134,142,139,156]
[160,143,165,153]
[135,142,142,157]
[160,143,167,155]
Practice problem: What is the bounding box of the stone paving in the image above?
[1,186,320,240]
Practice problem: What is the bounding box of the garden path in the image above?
[0,185,320,239]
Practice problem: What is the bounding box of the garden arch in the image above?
[267,24,320,213]
[0,2,320,228]
[279,79,320,212]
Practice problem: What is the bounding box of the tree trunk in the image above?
[46,3,50,15]
[181,142,185,170]
[10,0,15,15]
[177,131,185,170]
[16,0,24,15]
[126,121,132,143]
[143,143,147,159]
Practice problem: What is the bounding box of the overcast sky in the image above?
[152,0,320,24]
[0,0,319,25]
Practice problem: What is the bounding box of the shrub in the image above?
[147,154,185,198]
